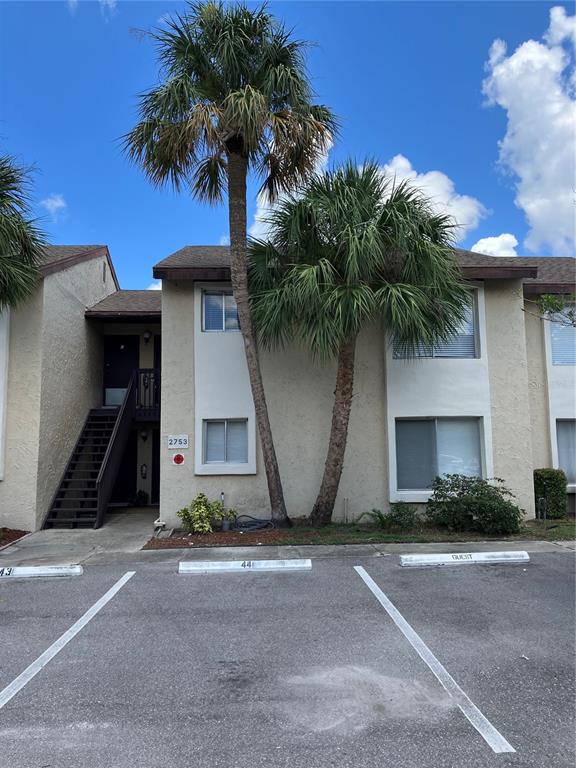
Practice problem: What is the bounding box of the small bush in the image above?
[177,493,236,534]
[426,474,523,535]
[361,502,418,530]
[534,468,567,519]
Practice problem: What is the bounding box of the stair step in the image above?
[50,507,97,514]
[56,492,98,499]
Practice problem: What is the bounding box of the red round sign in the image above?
[173,453,185,465]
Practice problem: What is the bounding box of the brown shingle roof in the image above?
[39,244,120,289]
[85,290,161,319]
[153,245,575,293]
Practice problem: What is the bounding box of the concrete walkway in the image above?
[0,510,573,566]
[0,508,157,566]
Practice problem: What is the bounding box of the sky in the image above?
[0,1,574,290]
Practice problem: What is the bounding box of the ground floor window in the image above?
[203,419,248,464]
[557,420,576,484]
[396,417,482,490]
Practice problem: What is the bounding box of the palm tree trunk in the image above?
[310,335,357,525]
[226,151,289,526]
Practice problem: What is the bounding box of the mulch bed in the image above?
[0,528,29,548]
[143,529,286,549]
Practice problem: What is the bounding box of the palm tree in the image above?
[0,155,46,310]
[124,1,336,526]
[249,161,471,525]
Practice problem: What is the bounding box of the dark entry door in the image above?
[151,428,160,504]
[153,335,161,371]
[104,335,139,406]
[110,428,138,504]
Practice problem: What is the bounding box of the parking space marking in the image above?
[354,566,516,754]
[0,571,135,711]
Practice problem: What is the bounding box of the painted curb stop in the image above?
[0,565,84,579]
[179,558,312,574]
[399,551,530,568]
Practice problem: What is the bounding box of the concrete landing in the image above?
[0,508,157,566]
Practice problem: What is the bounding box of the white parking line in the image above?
[0,571,135,711]
[354,565,515,754]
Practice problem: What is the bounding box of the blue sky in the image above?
[1,1,574,289]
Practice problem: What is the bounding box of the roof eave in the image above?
[461,266,539,280]
[152,266,231,281]
[41,245,120,290]
[523,282,576,296]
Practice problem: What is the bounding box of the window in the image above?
[393,295,477,359]
[396,418,482,490]
[551,312,576,365]
[203,419,248,464]
[203,291,239,332]
[557,420,576,484]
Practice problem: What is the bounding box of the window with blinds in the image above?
[396,417,482,490]
[203,291,240,332]
[393,294,477,359]
[551,312,576,365]
[204,419,248,463]
[557,420,576,484]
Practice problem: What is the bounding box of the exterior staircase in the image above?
[43,408,119,529]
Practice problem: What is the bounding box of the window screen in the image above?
[396,418,482,490]
[203,291,239,332]
[394,295,477,359]
[204,420,248,463]
[557,420,576,484]
[551,315,576,366]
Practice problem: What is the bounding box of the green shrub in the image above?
[361,502,418,530]
[426,474,523,535]
[177,493,236,534]
[533,468,567,519]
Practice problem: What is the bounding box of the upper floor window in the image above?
[393,294,477,359]
[551,310,576,365]
[203,291,240,332]
[557,420,576,484]
[396,417,482,491]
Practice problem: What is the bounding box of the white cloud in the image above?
[100,0,117,11]
[67,0,78,14]
[147,281,161,291]
[249,138,333,241]
[471,233,519,258]
[381,155,487,241]
[483,6,576,256]
[40,193,67,222]
[249,146,486,244]
[218,234,230,246]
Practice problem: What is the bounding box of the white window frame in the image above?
[391,416,487,502]
[201,289,240,333]
[543,314,576,493]
[393,290,479,360]
[556,418,576,491]
[203,418,248,465]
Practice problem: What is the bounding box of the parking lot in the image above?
[0,551,574,768]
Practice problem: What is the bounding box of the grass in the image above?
[276,518,576,546]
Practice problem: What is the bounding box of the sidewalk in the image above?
[0,515,573,567]
[0,508,156,566]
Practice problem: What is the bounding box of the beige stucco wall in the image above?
[0,254,117,531]
[524,302,552,470]
[161,279,540,526]
[0,287,43,529]
[160,281,388,526]
[485,281,535,517]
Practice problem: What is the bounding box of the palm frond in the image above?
[0,155,46,309]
